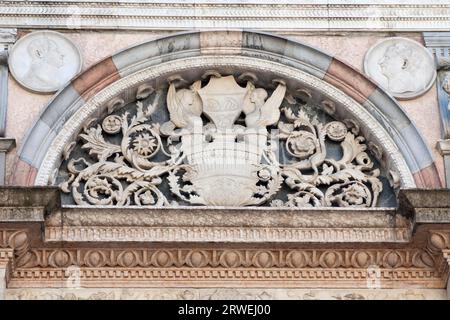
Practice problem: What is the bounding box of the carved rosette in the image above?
[59,73,388,208]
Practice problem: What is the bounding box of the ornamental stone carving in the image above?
[8,30,82,93]
[59,73,391,208]
[364,37,436,99]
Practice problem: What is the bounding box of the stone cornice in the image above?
[45,207,411,243]
[1,1,450,31]
[1,187,450,289]
[0,138,15,153]
[399,189,450,223]
[0,28,16,47]
[1,187,450,244]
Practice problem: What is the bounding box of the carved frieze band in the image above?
[0,229,30,277]
[45,207,411,243]
[0,229,30,254]
[9,268,444,289]
[16,247,436,270]
[4,287,448,300]
[1,2,450,31]
[6,248,442,287]
[426,230,450,281]
[44,226,411,243]
[0,227,448,288]
[0,207,44,222]
[7,246,444,288]
[1,191,450,288]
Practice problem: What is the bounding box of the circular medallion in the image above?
[326,121,347,141]
[102,115,122,134]
[8,30,82,93]
[364,37,436,99]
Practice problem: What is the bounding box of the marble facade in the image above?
[0,1,449,300]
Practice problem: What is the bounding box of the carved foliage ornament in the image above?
[60,74,385,208]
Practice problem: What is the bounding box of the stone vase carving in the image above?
[166,75,285,206]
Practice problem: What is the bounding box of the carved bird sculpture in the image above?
[243,81,286,128]
[166,80,203,130]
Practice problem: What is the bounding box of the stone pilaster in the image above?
[0,29,16,186]
[0,250,13,300]
[0,265,7,300]
[0,28,16,137]
[438,140,450,188]
[447,273,450,300]
[0,138,15,185]
[424,32,450,187]
[443,250,450,300]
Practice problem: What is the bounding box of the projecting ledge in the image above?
[398,189,450,223]
[1,187,450,244]
[43,205,410,243]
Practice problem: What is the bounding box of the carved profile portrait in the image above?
[364,37,436,99]
[8,31,82,93]
[25,38,65,89]
[377,43,425,94]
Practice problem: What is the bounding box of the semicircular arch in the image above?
[14,31,440,189]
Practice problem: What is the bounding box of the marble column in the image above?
[424,32,450,187]
[0,29,16,186]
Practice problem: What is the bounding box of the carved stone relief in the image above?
[4,288,447,300]
[364,37,436,99]
[58,73,394,208]
[8,30,82,93]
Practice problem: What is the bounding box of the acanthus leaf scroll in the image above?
[60,74,384,208]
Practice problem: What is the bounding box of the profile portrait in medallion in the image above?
[8,30,82,93]
[364,37,436,99]
[24,38,65,90]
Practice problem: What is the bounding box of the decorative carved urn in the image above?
[166,75,286,206]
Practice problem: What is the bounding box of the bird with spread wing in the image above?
[166,80,203,131]
[243,80,286,129]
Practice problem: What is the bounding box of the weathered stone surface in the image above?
[3,287,447,300]
[0,187,449,292]
[0,207,43,222]
[0,187,59,209]
[0,138,15,153]
[44,206,410,243]
[200,31,242,55]
[399,189,450,223]
[399,189,450,209]
[2,2,450,31]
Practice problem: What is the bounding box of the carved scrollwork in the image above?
[60,101,173,206]
[273,108,383,208]
[60,73,388,208]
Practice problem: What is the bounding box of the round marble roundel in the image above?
[8,30,82,93]
[364,37,436,99]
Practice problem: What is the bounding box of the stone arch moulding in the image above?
[13,30,441,191]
